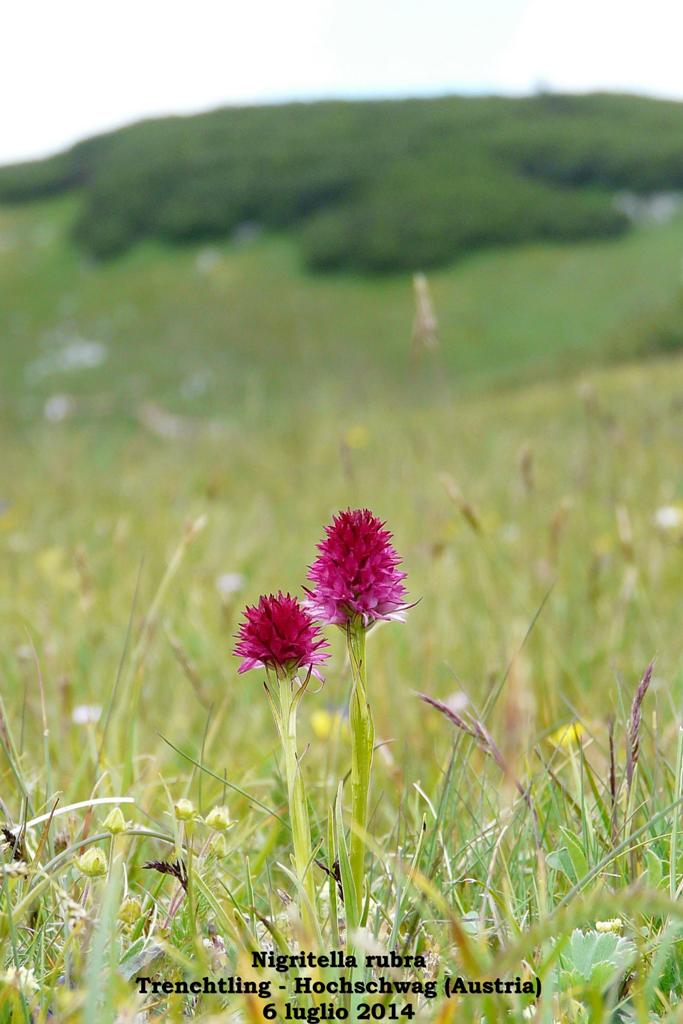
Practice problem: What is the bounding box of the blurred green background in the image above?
[3,94,683,432]
[2,88,683,760]
[3,86,683,1023]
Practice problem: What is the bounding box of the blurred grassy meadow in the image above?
[3,98,683,1021]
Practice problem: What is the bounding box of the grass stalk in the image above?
[272,670,317,935]
[346,620,374,909]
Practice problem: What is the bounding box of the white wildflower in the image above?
[654,505,683,531]
[215,572,245,598]
[195,248,221,274]
[72,704,102,725]
[27,338,107,381]
[2,966,38,995]
[43,394,75,423]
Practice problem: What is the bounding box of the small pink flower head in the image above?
[234,592,329,678]
[306,508,409,627]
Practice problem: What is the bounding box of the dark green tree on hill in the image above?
[2,92,683,272]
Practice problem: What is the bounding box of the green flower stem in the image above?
[347,620,374,908]
[276,671,317,931]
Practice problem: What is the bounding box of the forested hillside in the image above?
[2,92,683,272]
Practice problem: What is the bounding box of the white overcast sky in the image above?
[3,0,683,165]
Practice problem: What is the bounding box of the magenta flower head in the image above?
[233,591,329,678]
[305,508,409,627]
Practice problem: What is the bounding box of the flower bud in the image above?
[595,918,623,933]
[119,896,142,926]
[205,805,231,831]
[77,847,107,878]
[174,798,195,822]
[102,807,127,834]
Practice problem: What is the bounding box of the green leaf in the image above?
[644,848,663,889]
[119,943,166,982]
[335,784,359,933]
[547,846,574,880]
[557,929,636,989]
[559,827,589,882]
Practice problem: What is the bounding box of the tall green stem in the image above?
[276,672,317,931]
[347,621,374,908]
